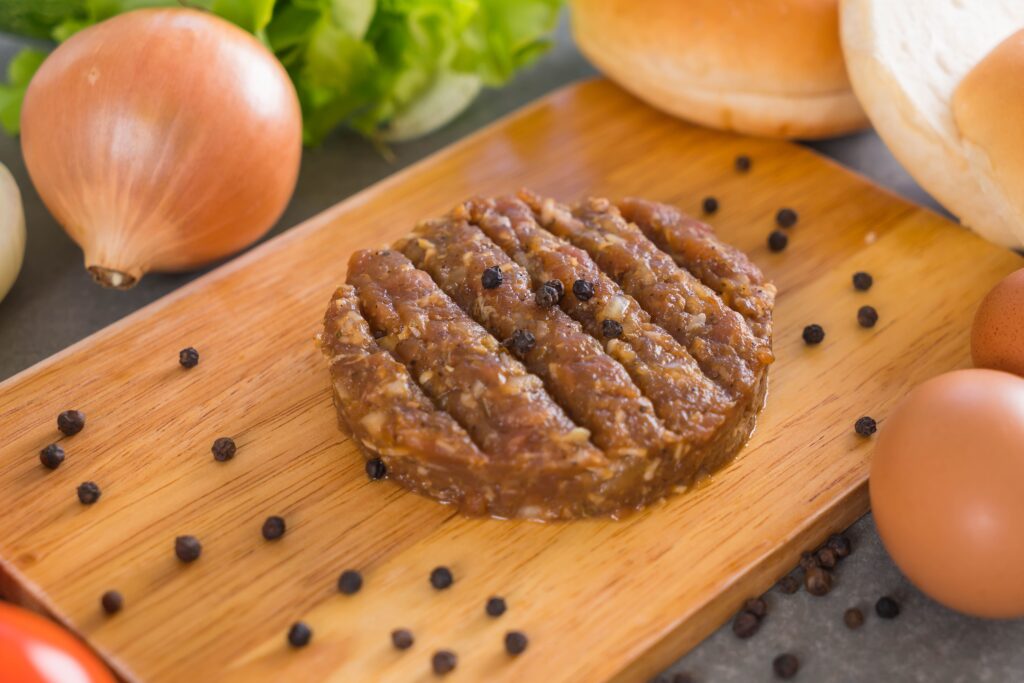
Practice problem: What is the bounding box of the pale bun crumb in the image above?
[570,0,868,139]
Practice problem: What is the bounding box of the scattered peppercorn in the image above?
[262,515,286,541]
[852,272,873,291]
[174,535,202,563]
[288,621,312,648]
[503,329,536,358]
[602,319,623,339]
[391,628,414,650]
[776,208,798,228]
[744,597,768,619]
[802,324,825,345]
[777,575,800,595]
[338,569,363,595]
[572,279,595,301]
[773,653,800,680]
[768,230,788,252]
[430,566,453,590]
[535,282,561,308]
[57,410,85,436]
[816,547,838,570]
[875,596,900,619]
[702,197,719,214]
[844,607,865,629]
[211,437,236,462]
[798,552,818,572]
[505,631,529,656]
[855,416,877,437]
[826,534,852,559]
[486,596,507,617]
[804,566,833,596]
[735,155,751,172]
[101,590,123,615]
[432,650,457,674]
[39,443,65,470]
[857,305,879,328]
[365,457,387,480]
[77,481,101,505]
[179,347,200,369]
[546,279,565,300]
[481,266,503,289]
[732,610,761,639]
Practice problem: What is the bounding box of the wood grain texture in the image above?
[0,79,1020,683]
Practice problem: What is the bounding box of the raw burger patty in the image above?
[319,193,774,520]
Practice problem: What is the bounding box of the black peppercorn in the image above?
[802,324,825,345]
[481,266,503,289]
[504,631,528,656]
[857,305,879,328]
[77,481,101,505]
[798,551,818,572]
[826,534,852,559]
[486,596,507,617]
[432,650,457,674]
[338,569,363,595]
[262,515,286,541]
[535,283,561,308]
[101,590,123,615]
[365,457,387,480]
[179,347,200,369]
[546,279,565,300]
[430,566,453,590]
[503,329,536,358]
[875,596,900,619]
[777,574,800,595]
[844,607,865,629]
[776,208,798,228]
[211,437,236,462]
[572,279,595,301]
[735,155,751,172]
[744,597,768,619]
[768,230,788,252]
[175,535,202,563]
[702,196,719,214]
[855,416,877,437]
[732,610,760,639]
[602,319,623,339]
[805,566,833,596]
[816,547,838,569]
[852,271,873,291]
[391,628,414,650]
[773,653,799,680]
[57,410,85,436]
[288,621,312,648]
[40,443,65,470]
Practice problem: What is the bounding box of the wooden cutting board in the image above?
[0,79,1020,683]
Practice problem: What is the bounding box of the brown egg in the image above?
[870,369,1024,618]
[972,268,1024,377]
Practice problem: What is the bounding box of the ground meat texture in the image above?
[346,250,616,519]
[465,195,749,478]
[617,197,776,342]
[396,216,677,467]
[321,285,490,511]
[522,190,772,399]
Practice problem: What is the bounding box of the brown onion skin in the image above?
[20,8,302,289]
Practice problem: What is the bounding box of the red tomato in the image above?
[0,602,114,683]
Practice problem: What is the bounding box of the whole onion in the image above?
[20,8,302,289]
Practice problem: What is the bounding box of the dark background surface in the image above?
[1,18,1022,683]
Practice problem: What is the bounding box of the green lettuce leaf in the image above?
[0,0,562,143]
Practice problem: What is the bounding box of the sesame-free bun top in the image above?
[570,0,868,139]
[841,0,1024,247]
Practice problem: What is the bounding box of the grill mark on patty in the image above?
[346,249,606,471]
[464,195,734,460]
[617,197,776,341]
[396,214,679,462]
[520,189,772,398]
